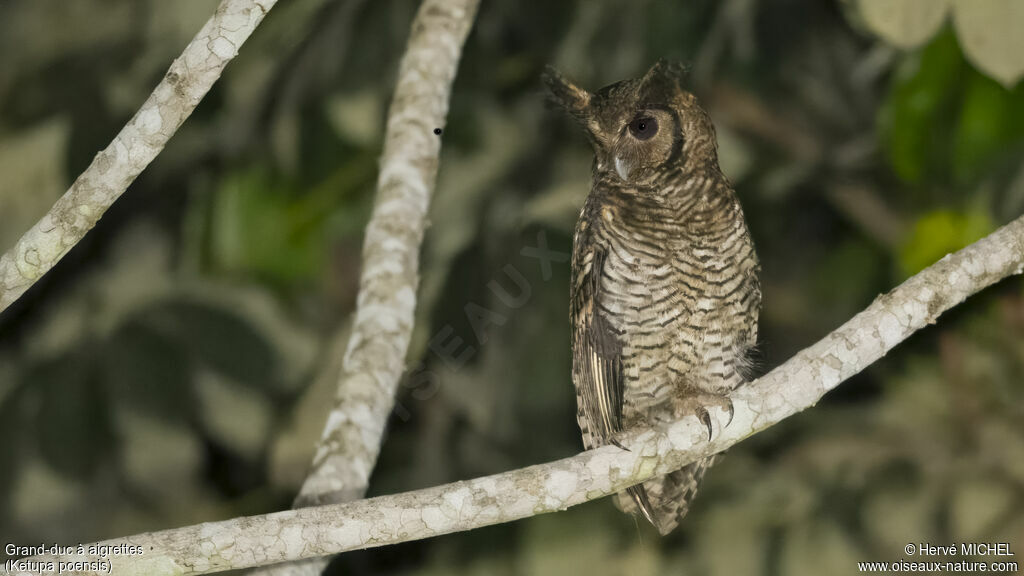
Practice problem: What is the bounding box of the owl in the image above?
[544,60,761,535]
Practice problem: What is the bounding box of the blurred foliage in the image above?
[853,0,1024,87]
[1,0,1023,574]
[899,207,993,276]
[881,29,1024,189]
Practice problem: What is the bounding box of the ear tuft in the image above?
[542,65,592,114]
[639,59,689,92]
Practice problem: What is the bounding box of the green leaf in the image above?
[953,70,1024,183]
[882,28,1024,188]
[209,169,325,283]
[899,208,994,275]
[207,162,376,284]
[880,29,964,185]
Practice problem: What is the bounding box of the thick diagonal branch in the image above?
[0,0,277,313]
[6,215,1021,576]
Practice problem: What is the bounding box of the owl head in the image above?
[543,60,720,187]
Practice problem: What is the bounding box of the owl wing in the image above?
[571,221,662,527]
[570,222,623,449]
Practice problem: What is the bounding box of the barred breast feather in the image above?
[571,170,760,535]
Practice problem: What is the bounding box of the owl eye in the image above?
[628,116,658,140]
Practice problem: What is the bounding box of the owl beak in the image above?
[614,156,630,181]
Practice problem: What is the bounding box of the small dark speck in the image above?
[433,128,442,135]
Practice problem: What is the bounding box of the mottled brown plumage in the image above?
[545,61,761,535]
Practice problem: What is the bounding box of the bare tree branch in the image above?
[6,214,1022,576]
[294,0,481,509]
[243,1,481,575]
[0,0,277,313]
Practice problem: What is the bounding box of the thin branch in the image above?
[6,214,1022,576]
[0,0,277,313]
[294,0,481,508]
[243,2,481,575]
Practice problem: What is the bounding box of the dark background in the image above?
[1,1,1022,574]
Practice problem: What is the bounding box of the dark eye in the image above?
[628,116,658,140]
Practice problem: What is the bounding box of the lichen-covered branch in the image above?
[5,215,1022,576]
[293,0,481,508]
[0,0,277,313]
[241,4,480,574]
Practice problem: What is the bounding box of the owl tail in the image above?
[616,456,714,535]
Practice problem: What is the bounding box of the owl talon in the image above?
[670,392,734,441]
[697,408,712,441]
[609,437,630,452]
